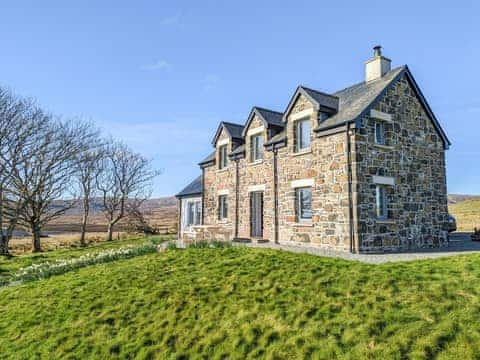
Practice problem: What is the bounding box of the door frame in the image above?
[250,191,264,238]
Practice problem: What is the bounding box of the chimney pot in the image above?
[373,45,382,57]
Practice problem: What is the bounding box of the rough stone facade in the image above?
[193,61,450,253]
[354,75,449,252]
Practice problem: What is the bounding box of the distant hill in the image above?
[448,194,480,204]
[47,196,177,233]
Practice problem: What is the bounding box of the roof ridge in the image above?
[332,65,407,95]
[221,121,244,127]
[300,85,338,98]
[254,106,283,115]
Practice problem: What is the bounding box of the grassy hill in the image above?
[2,247,480,358]
[449,198,480,231]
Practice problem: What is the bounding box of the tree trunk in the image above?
[0,234,9,257]
[106,223,113,241]
[32,227,42,252]
[80,198,89,247]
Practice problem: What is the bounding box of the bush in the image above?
[11,243,158,284]
[187,240,231,249]
[166,241,177,250]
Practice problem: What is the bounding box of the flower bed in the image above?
[11,243,158,285]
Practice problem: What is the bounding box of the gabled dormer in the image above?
[211,121,244,170]
[282,86,339,154]
[242,107,284,163]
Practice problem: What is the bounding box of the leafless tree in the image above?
[13,118,98,252]
[96,142,159,241]
[0,89,48,256]
[75,133,105,247]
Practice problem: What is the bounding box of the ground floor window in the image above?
[187,200,202,226]
[218,195,228,220]
[376,185,388,220]
[295,187,312,221]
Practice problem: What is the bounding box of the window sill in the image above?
[248,160,264,166]
[291,149,312,157]
[374,144,394,150]
[216,168,229,173]
[293,222,313,227]
[376,219,395,224]
[218,219,229,224]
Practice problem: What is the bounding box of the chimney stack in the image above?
[365,45,391,82]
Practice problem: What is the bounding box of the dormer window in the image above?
[250,134,263,162]
[218,145,228,169]
[374,121,385,145]
[294,118,311,152]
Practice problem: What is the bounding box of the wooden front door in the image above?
[250,191,263,238]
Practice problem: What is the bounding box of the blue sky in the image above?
[0,0,478,197]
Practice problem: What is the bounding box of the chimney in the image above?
[365,45,391,82]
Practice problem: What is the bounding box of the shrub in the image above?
[166,241,178,250]
[210,240,231,248]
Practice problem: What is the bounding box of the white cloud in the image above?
[203,74,220,91]
[160,12,181,26]
[140,60,169,71]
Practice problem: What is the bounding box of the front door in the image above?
[250,191,263,238]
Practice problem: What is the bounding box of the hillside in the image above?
[46,197,178,234]
[449,198,480,231]
[2,247,480,358]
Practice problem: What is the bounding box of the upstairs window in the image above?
[218,195,228,220]
[218,145,228,169]
[295,187,312,221]
[374,121,385,145]
[376,185,388,220]
[250,134,263,162]
[294,118,311,152]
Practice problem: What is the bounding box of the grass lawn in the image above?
[0,235,172,285]
[1,247,480,359]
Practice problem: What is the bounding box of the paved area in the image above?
[233,233,480,264]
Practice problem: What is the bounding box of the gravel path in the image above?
[233,233,480,264]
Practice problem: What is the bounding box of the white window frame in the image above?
[294,118,311,152]
[374,121,385,145]
[186,200,202,226]
[295,186,312,222]
[376,185,388,220]
[218,195,228,220]
[250,133,263,162]
[218,145,228,169]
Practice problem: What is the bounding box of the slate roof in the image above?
[176,175,202,197]
[211,121,245,146]
[315,66,405,131]
[265,132,286,147]
[255,107,284,127]
[300,87,339,112]
[198,151,215,166]
[230,144,245,156]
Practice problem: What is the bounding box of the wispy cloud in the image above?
[140,60,169,71]
[203,74,220,91]
[160,12,181,26]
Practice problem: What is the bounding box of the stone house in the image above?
[177,46,451,252]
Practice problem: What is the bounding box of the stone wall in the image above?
[354,75,449,252]
[203,127,235,238]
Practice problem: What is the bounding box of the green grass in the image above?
[0,235,172,285]
[1,247,480,359]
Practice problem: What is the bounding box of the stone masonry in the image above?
[192,48,450,253]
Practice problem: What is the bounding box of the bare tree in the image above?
[13,119,97,252]
[0,89,47,256]
[96,142,159,241]
[75,134,104,247]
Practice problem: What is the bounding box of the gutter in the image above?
[235,158,240,239]
[273,147,279,244]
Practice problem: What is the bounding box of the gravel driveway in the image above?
[233,232,480,264]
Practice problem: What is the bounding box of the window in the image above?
[295,187,312,221]
[218,145,228,169]
[376,185,388,220]
[187,200,202,226]
[374,121,385,145]
[250,134,263,162]
[294,118,311,152]
[218,195,228,220]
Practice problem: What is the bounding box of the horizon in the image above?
[1,1,478,197]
